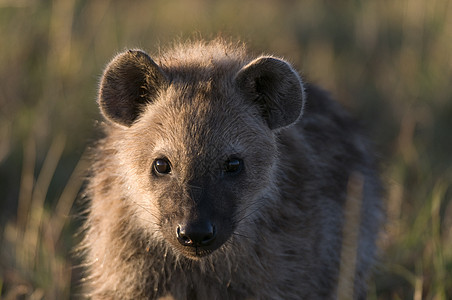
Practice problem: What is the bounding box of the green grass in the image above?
[1,0,451,299]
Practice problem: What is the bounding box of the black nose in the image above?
[176,222,216,247]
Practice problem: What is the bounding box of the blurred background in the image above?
[0,0,451,299]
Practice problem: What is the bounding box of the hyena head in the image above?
[98,45,305,259]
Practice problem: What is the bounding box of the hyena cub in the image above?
[80,39,382,299]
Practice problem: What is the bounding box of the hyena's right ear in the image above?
[98,50,168,127]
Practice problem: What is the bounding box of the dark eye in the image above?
[153,158,171,175]
[224,158,243,174]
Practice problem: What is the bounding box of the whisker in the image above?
[187,183,203,190]
[128,207,161,222]
[130,200,163,223]
[131,200,153,215]
[232,232,252,240]
[233,202,264,225]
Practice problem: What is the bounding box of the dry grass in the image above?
[0,135,87,299]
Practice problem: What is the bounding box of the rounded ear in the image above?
[235,56,305,130]
[98,50,168,127]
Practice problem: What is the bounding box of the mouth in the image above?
[181,246,215,259]
[171,235,227,260]
[175,236,223,259]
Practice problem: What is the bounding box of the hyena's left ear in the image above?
[98,50,168,127]
[235,56,305,130]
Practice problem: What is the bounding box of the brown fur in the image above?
[78,39,382,299]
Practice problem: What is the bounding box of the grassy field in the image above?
[0,0,451,299]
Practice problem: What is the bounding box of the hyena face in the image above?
[98,49,305,259]
[139,90,277,258]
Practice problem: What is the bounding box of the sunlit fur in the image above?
[78,39,382,299]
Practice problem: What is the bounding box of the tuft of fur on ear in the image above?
[235,56,305,130]
[98,50,168,127]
